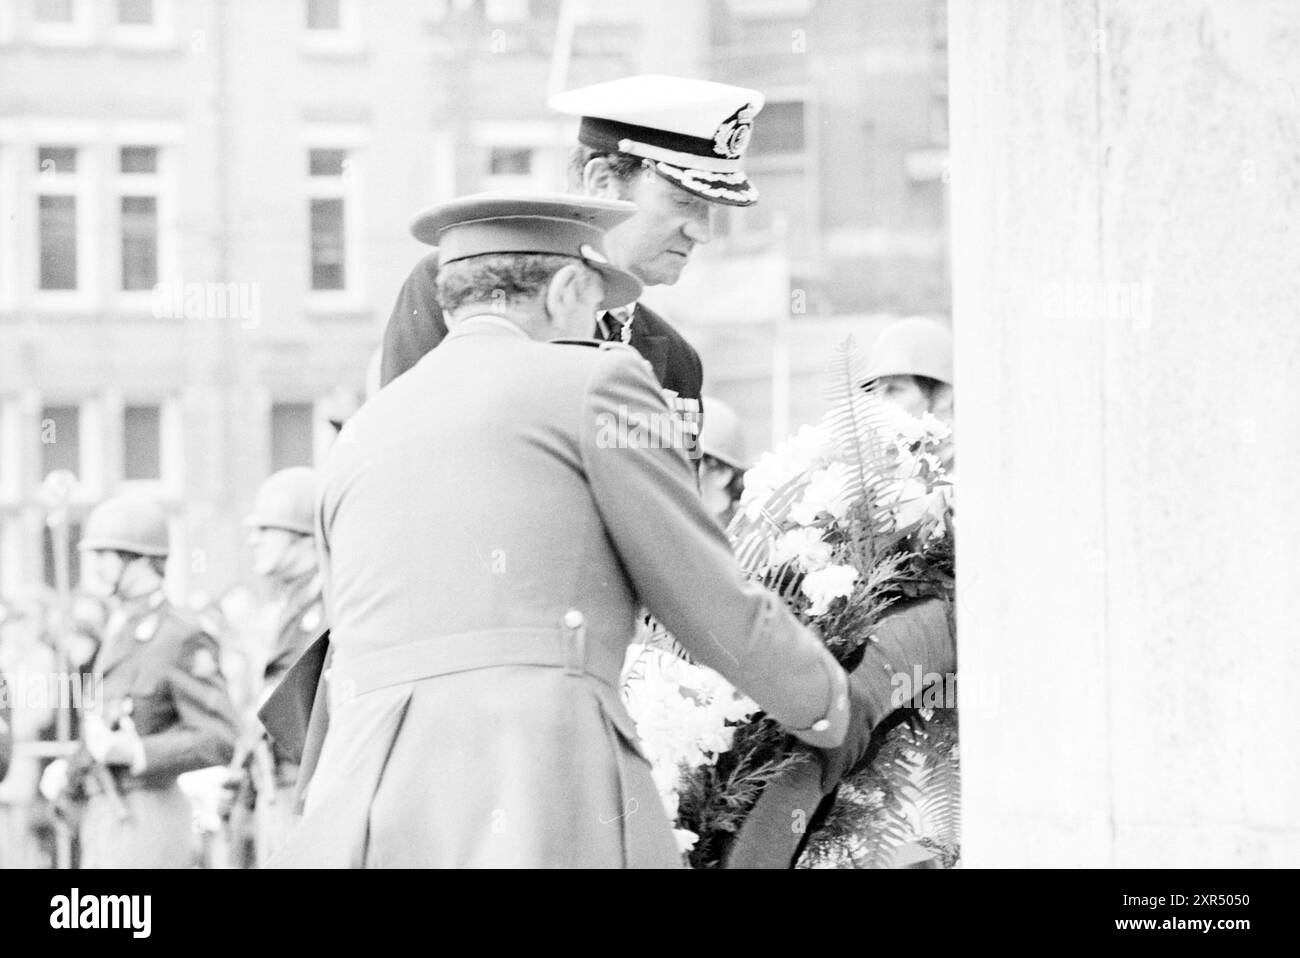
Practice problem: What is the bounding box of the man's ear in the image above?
[545,263,582,320]
[583,156,626,200]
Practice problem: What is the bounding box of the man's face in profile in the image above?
[599,170,717,287]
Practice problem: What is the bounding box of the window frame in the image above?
[112,141,176,310]
[302,0,362,55]
[472,120,565,194]
[32,136,99,311]
[114,393,183,496]
[29,0,94,47]
[303,126,367,313]
[107,0,177,50]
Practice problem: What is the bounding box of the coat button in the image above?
[811,719,830,732]
[563,609,584,629]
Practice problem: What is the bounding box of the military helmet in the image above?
[245,467,317,536]
[78,495,170,558]
[700,396,748,473]
[863,316,953,387]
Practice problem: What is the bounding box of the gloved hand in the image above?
[39,758,70,802]
[725,597,955,869]
[817,597,955,790]
[83,712,145,769]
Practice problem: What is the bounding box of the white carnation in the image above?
[800,564,860,615]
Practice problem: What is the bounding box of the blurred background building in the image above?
[0,0,948,599]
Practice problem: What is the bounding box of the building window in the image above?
[120,197,157,291]
[272,403,315,471]
[40,405,81,477]
[35,143,89,298]
[34,0,75,23]
[308,148,346,177]
[310,198,345,291]
[38,146,77,174]
[30,0,92,44]
[748,100,806,156]
[116,0,153,25]
[473,124,558,194]
[114,143,170,300]
[122,404,161,480]
[488,147,532,177]
[119,149,161,292]
[303,0,359,51]
[306,143,359,301]
[39,196,77,290]
[109,0,173,46]
[120,145,158,174]
[306,0,341,30]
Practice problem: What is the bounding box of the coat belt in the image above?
[331,622,625,699]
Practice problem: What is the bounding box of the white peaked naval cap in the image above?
[550,74,766,207]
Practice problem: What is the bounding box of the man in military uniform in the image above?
[246,467,325,689]
[379,74,768,444]
[225,467,325,864]
[39,496,238,868]
[271,194,848,869]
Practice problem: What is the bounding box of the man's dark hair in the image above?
[435,253,576,314]
[567,147,645,196]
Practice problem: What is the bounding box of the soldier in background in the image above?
[39,495,238,868]
[225,467,324,863]
[698,396,750,526]
[863,316,955,472]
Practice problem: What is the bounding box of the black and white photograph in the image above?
[0,0,1294,932]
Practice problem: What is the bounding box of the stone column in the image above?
[949,0,1300,866]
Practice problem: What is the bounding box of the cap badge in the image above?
[713,103,757,159]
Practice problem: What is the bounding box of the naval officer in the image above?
[378,74,770,447]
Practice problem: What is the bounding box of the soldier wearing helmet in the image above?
[245,467,323,687]
[863,316,955,471]
[699,396,749,526]
[224,467,325,864]
[39,495,238,868]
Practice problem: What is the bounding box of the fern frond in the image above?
[728,472,813,573]
[823,337,902,511]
